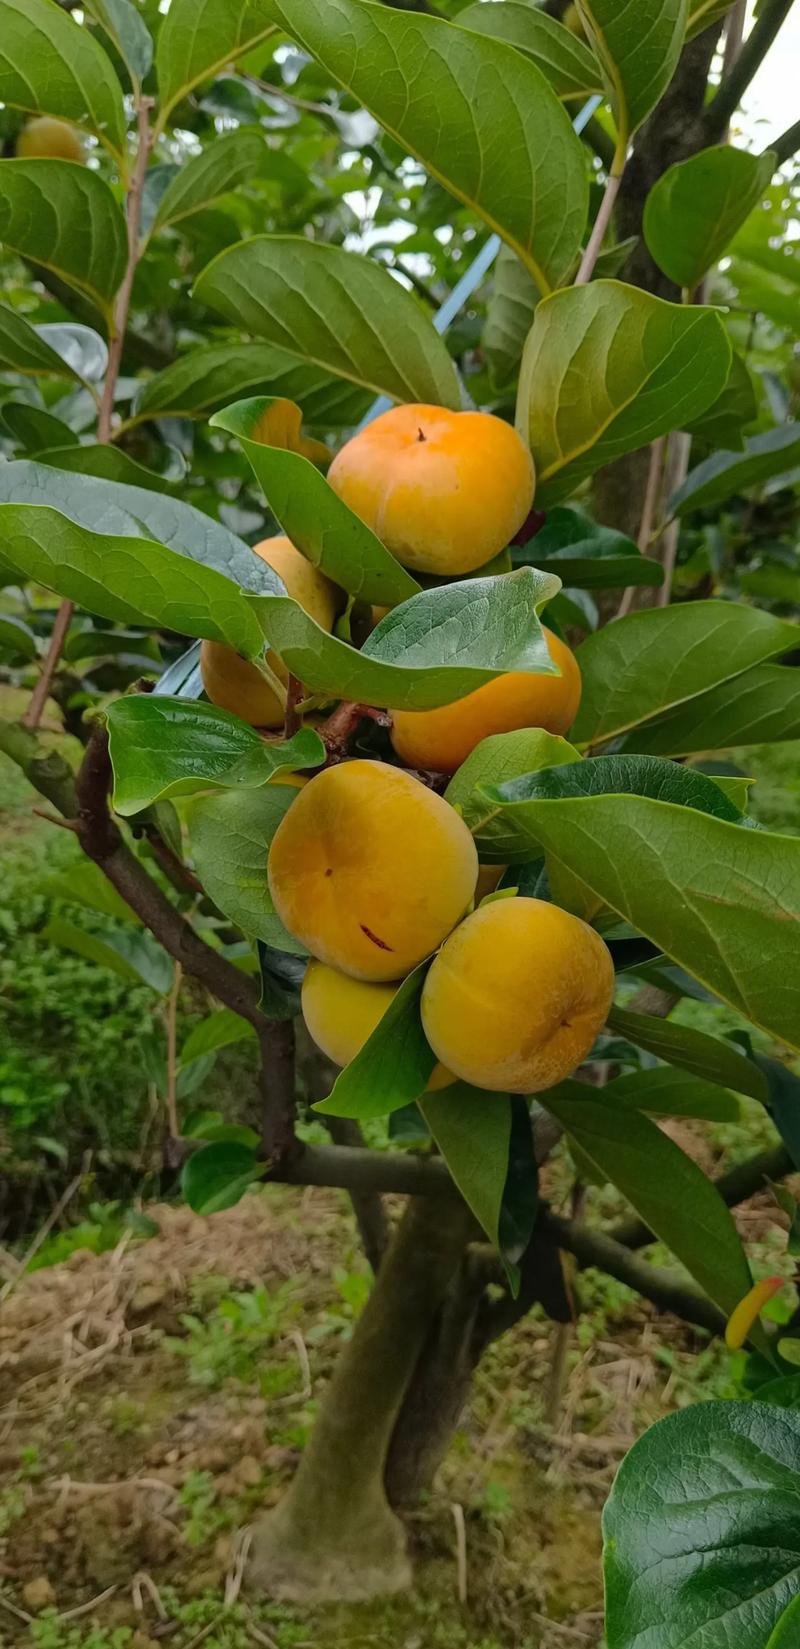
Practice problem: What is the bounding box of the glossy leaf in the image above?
[543,1089,754,1317]
[187,785,306,954]
[420,1087,515,1250]
[181,1010,255,1063]
[314,966,436,1118]
[258,943,307,1021]
[82,0,153,85]
[152,131,266,233]
[0,304,84,382]
[571,601,798,748]
[644,146,776,291]
[155,0,277,125]
[687,0,739,39]
[43,916,173,993]
[559,1067,741,1123]
[264,0,588,292]
[105,697,325,815]
[671,424,800,516]
[0,162,127,324]
[132,341,370,427]
[37,322,108,384]
[513,507,663,589]
[606,1006,768,1101]
[619,664,800,757]
[768,1597,800,1649]
[446,728,579,862]
[456,1,603,100]
[35,443,180,494]
[576,0,688,164]
[211,397,421,606]
[181,1141,263,1215]
[483,245,538,388]
[604,1403,800,1649]
[483,752,747,825]
[0,0,127,159]
[519,282,732,506]
[2,404,78,454]
[194,236,461,407]
[477,790,800,1050]
[0,614,37,661]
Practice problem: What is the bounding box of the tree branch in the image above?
[771,117,800,166]
[703,0,797,141]
[611,1142,795,1252]
[539,1210,725,1334]
[20,602,76,733]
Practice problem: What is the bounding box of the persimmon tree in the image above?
[1,0,799,1641]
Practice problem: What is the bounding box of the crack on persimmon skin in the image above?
[360,924,394,951]
[416,427,426,443]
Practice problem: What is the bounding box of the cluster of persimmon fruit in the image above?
[202,404,614,1097]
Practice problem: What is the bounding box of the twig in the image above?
[771,116,800,166]
[22,598,74,731]
[657,432,692,606]
[0,1173,82,1303]
[540,1210,725,1334]
[284,673,303,738]
[703,0,796,140]
[98,96,154,441]
[0,1593,34,1624]
[574,171,622,286]
[616,436,667,620]
[164,961,182,1138]
[56,1586,119,1623]
[451,1502,468,1604]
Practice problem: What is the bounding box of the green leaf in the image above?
[758,1376,800,1411]
[671,424,800,516]
[211,397,421,606]
[181,1141,263,1215]
[0,161,127,324]
[0,461,283,598]
[619,665,800,757]
[604,1403,800,1649]
[155,0,277,127]
[0,505,266,658]
[82,0,153,86]
[0,613,37,661]
[34,443,181,494]
[41,860,141,925]
[106,697,324,815]
[263,0,588,293]
[478,791,800,1051]
[606,1006,768,1101]
[37,322,108,384]
[152,131,266,233]
[420,1087,514,1251]
[571,1066,741,1122]
[644,146,776,292]
[684,349,758,453]
[445,728,579,862]
[519,282,732,507]
[484,752,747,826]
[767,1597,800,1648]
[258,943,306,1021]
[194,236,462,407]
[456,1,603,100]
[0,303,85,382]
[64,625,160,666]
[187,785,307,954]
[314,965,436,1119]
[0,0,127,160]
[181,1010,255,1064]
[132,341,370,427]
[43,916,173,993]
[513,507,663,590]
[576,0,688,167]
[2,404,79,454]
[543,1090,754,1316]
[483,245,538,389]
[571,600,798,748]
[687,0,738,40]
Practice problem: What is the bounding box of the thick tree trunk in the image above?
[248,1196,474,1602]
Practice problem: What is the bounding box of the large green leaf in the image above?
[155,0,277,126]
[131,342,370,427]
[181,1009,255,1063]
[82,0,153,87]
[187,785,307,953]
[43,916,173,993]
[263,0,588,292]
[211,398,421,607]
[314,966,436,1119]
[557,1067,741,1122]
[105,697,325,815]
[513,507,663,590]
[456,1,603,100]
[420,1087,515,1249]
[604,1403,800,1649]
[543,1089,754,1316]
[477,790,800,1050]
[644,146,776,292]
[518,282,732,507]
[768,1598,800,1649]
[571,601,799,748]
[606,1006,768,1101]
[446,728,579,862]
[0,304,84,382]
[687,0,737,40]
[671,425,800,516]
[483,752,747,825]
[0,0,127,160]
[619,664,800,757]
[0,161,127,325]
[2,403,78,454]
[684,349,758,453]
[576,0,688,168]
[0,613,37,662]
[194,236,462,407]
[181,1141,263,1214]
[34,444,180,495]
[152,131,267,234]
[483,245,538,389]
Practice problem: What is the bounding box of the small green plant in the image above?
[164,1283,299,1392]
[178,1470,230,1549]
[29,1617,133,1649]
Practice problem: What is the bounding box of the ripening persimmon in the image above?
[391,627,581,774]
[200,535,340,729]
[421,897,614,1093]
[16,117,85,163]
[268,760,478,982]
[327,404,535,576]
[302,960,454,1090]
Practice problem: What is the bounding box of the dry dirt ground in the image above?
[0,1183,750,1649]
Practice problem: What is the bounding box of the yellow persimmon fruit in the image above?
[391,627,581,775]
[200,535,340,728]
[16,116,86,163]
[268,759,478,982]
[421,897,614,1093]
[302,959,454,1090]
[327,403,535,576]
